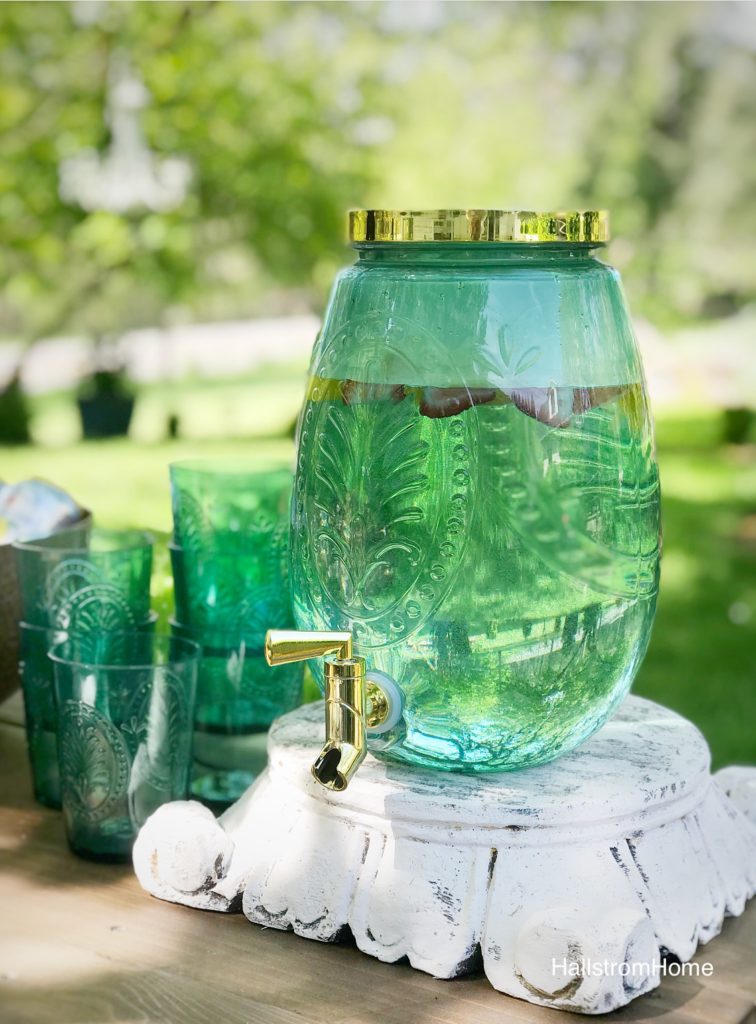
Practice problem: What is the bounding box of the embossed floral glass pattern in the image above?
[169,461,291,551]
[14,528,154,631]
[17,618,156,809]
[170,620,303,805]
[168,462,300,805]
[292,235,662,773]
[50,633,199,861]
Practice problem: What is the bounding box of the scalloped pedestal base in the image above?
[133,698,756,1015]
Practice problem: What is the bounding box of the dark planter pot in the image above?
[77,394,135,439]
[722,406,754,446]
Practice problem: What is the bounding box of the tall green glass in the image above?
[168,461,300,805]
[291,209,661,773]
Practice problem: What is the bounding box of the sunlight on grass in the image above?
[661,455,756,505]
[656,549,699,593]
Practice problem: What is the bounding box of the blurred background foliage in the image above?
[0,0,378,340]
[0,1,754,765]
[1,0,756,342]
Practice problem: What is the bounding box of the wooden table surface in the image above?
[1,695,754,1024]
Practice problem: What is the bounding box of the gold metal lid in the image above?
[348,209,609,244]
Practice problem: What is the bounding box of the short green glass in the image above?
[50,632,199,861]
[292,210,661,773]
[14,528,154,631]
[170,461,292,551]
[170,620,303,805]
[18,616,157,809]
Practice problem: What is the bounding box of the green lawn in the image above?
[3,398,754,770]
[633,412,756,770]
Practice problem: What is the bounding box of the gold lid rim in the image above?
[349,209,609,244]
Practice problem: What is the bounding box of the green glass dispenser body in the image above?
[291,211,660,773]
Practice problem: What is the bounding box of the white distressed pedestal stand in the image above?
[134,697,756,1015]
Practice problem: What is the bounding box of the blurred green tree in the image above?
[0,1,383,346]
[0,0,755,349]
[367,1,756,324]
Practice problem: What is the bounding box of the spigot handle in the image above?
[265,629,352,666]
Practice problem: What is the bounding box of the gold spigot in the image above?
[265,629,394,792]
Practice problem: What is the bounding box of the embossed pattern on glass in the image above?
[50,633,198,861]
[14,528,154,630]
[17,615,157,810]
[291,241,661,772]
[170,462,291,551]
[168,461,302,806]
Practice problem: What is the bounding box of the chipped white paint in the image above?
[134,697,756,1015]
[715,765,756,823]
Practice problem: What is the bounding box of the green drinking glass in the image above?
[170,620,303,806]
[170,539,294,643]
[14,528,154,631]
[169,461,292,551]
[50,632,199,861]
[18,614,158,810]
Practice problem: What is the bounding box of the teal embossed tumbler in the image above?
[18,615,158,809]
[168,461,301,806]
[50,633,199,861]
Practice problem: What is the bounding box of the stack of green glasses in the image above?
[169,461,303,806]
[13,528,155,810]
